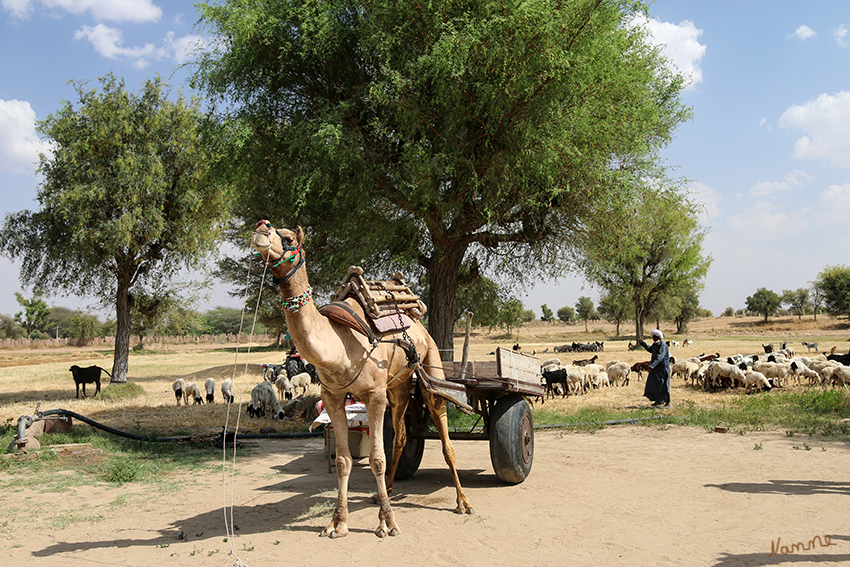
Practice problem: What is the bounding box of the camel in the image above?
[250,221,473,538]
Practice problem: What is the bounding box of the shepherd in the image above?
[639,329,671,407]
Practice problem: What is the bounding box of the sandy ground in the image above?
[4,425,849,567]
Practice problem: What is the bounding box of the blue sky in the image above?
[1,0,849,322]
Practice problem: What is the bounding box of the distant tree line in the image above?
[737,265,850,323]
[0,293,256,344]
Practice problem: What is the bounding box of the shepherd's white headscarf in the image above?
[650,329,663,340]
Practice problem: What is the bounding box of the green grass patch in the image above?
[0,425,222,491]
[95,382,145,402]
[526,390,850,439]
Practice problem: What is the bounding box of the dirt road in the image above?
[6,425,850,566]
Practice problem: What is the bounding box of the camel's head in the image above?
[251,220,304,262]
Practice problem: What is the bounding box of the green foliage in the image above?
[781,288,810,319]
[65,312,102,344]
[0,73,231,380]
[669,287,701,333]
[192,0,692,353]
[0,314,25,339]
[540,304,554,323]
[13,292,51,339]
[571,184,711,339]
[597,292,631,335]
[497,298,528,335]
[575,296,598,331]
[722,306,735,317]
[203,306,246,335]
[556,305,575,323]
[746,287,781,323]
[814,265,850,318]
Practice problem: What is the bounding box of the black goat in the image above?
[69,365,111,398]
[542,368,569,398]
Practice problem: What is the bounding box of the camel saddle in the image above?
[318,266,424,339]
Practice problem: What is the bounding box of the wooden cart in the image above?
[384,347,544,484]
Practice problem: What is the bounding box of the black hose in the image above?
[36,409,323,443]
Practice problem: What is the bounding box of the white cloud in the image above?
[817,183,850,223]
[749,169,812,196]
[836,24,849,47]
[636,16,707,89]
[1,0,32,18]
[792,25,817,40]
[3,0,161,22]
[0,99,45,175]
[726,201,808,239]
[688,181,722,222]
[161,31,204,64]
[779,91,850,167]
[75,24,201,68]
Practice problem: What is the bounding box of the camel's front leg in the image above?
[321,393,353,538]
[423,389,474,515]
[364,391,400,537]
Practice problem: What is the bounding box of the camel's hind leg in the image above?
[421,387,474,514]
[384,382,412,497]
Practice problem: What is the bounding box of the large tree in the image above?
[814,265,850,319]
[597,291,631,336]
[570,184,711,340]
[192,0,690,358]
[0,74,229,382]
[13,292,51,339]
[746,288,781,323]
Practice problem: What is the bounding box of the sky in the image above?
[1,0,849,322]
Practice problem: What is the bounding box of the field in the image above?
[1,314,850,566]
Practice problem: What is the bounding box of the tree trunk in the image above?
[634,299,644,342]
[426,245,466,362]
[112,274,132,383]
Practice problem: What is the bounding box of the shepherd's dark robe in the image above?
[640,338,671,403]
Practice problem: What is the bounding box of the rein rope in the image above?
[219,255,269,567]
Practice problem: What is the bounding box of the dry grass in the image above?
[0,314,848,436]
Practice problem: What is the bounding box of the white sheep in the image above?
[565,366,586,395]
[220,379,235,403]
[743,370,772,392]
[274,374,292,401]
[604,360,631,387]
[204,377,215,403]
[541,358,562,368]
[704,361,746,390]
[830,366,850,388]
[753,361,792,388]
[184,382,203,405]
[289,372,311,397]
[171,378,186,406]
[789,361,820,386]
[591,371,610,389]
[672,359,699,383]
[247,382,286,419]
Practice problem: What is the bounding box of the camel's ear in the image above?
[295,226,304,244]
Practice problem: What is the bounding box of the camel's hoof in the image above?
[329,529,347,539]
[376,528,387,538]
[389,527,399,537]
[454,505,475,515]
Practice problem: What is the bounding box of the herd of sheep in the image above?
[168,360,320,421]
[540,341,850,399]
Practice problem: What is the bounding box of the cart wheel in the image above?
[489,394,534,484]
[383,408,425,480]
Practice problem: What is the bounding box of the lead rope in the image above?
[221,255,269,567]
